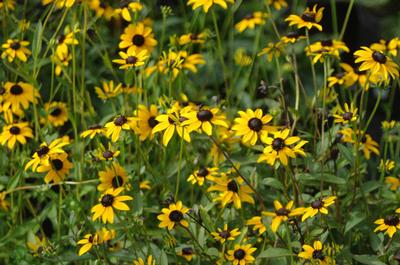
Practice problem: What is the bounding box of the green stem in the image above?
[339,0,355,40]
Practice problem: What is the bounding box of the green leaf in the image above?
[337,144,354,166]
[262,178,284,190]
[345,212,366,234]
[353,255,386,265]
[160,251,168,265]
[258,248,292,259]
[296,173,346,185]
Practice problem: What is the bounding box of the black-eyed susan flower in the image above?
[301,196,336,221]
[187,0,234,13]
[354,47,399,81]
[338,129,379,160]
[104,115,137,142]
[305,39,349,64]
[226,244,257,265]
[380,159,395,173]
[139,180,151,190]
[280,31,306,44]
[95,80,122,100]
[374,209,400,238]
[157,200,189,230]
[27,235,48,256]
[97,163,128,192]
[25,137,69,171]
[211,224,240,243]
[178,32,207,45]
[52,52,72,76]
[208,172,254,209]
[136,104,159,141]
[43,102,69,127]
[181,106,228,136]
[113,48,148,70]
[234,48,252,66]
[88,0,115,20]
[246,216,267,235]
[114,0,143,22]
[36,153,73,183]
[370,37,400,57]
[42,0,75,8]
[3,81,40,113]
[80,124,106,139]
[187,166,218,186]
[332,103,358,124]
[55,27,79,58]
[258,42,284,62]
[119,22,157,53]
[385,176,400,191]
[262,200,305,232]
[94,143,120,161]
[298,241,332,264]
[235,12,267,33]
[0,0,15,9]
[146,50,184,78]
[179,51,206,73]
[285,5,324,31]
[327,72,346,87]
[258,129,307,166]
[0,122,33,149]
[0,191,10,211]
[382,120,397,130]
[268,0,288,10]
[77,233,100,256]
[1,39,31,62]
[178,247,194,261]
[232,108,275,146]
[91,187,133,224]
[133,255,156,265]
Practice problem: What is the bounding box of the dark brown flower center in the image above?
[51,159,64,171]
[311,199,324,209]
[10,41,21,50]
[168,117,175,125]
[101,194,114,207]
[321,40,333,47]
[58,34,66,44]
[361,136,367,143]
[248,118,263,132]
[10,84,23,95]
[234,249,246,260]
[50,107,62,117]
[218,230,231,239]
[102,150,114,159]
[9,126,21,135]
[301,12,316,22]
[372,51,387,64]
[114,115,127,126]
[197,110,213,122]
[227,180,239,193]
[0,87,5,95]
[147,116,159,128]
[126,56,138,65]
[99,1,106,8]
[112,176,124,188]
[275,207,290,216]
[132,34,145,47]
[37,146,50,157]
[189,34,198,40]
[182,247,193,255]
[169,210,183,222]
[272,138,285,151]
[119,0,132,8]
[384,215,400,226]
[312,250,325,260]
[197,167,209,177]
[88,235,94,243]
[335,72,345,79]
[342,112,353,121]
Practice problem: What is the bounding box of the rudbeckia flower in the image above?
[268,0,288,10]
[157,200,189,230]
[104,115,137,142]
[178,32,207,45]
[262,200,305,232]
[136,104,159,141]
[332,102,358,124]
[301,196,336,221]
[234,48,252,66]
[27,235,47,256]
[95,80,122,100]
[80,124,106,139]
[0,122,33,149]
[0,0,15,9]
[226,244,257,265]
[305,39,349,64]
[133,255,156,265]
[374,209,400,238]
[42,0,75,8]
[280,31,306,44]
[298,241,332,264]
[211,224,240,243]
[285,4,324,31]
[385,176,400,191]
[55,27,79,58]
[119,22,157,53]
[178,247,194,261]
[94,143,120,161]
[187,0,234,13]
[246,216,267,235]
[0,192,10,211]
[370,37,400,57]
[181,106,228,135]
[91,187,133,224]
[43,102,69,127]
[258,42,284,62]
[97,163,129,191]
[1,39,31,62]
[77,233,100,256]
[114,0,143,22]
[36,153,73,183]
[187,166,218,186]
[235,12,267,33]
[3,81,40,114]
[112,48,148,70]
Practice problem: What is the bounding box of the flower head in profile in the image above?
[55,26,79,58]
[258,42,284,62]
[305,39,349,64]
[91,187,133,224]
[226,244,257,265]
[285,5,324,31]
[27,235,48,256]
[211,224,240,243]
[157,200,190,230]
[374,208,400,238]
[95,80,122,100]
[178,32,207,45]
[298,241,332,265]
[268,0,288,10]
[262,200,305,232]
[187,0,234,13]
[80,124,106,139]
[234,48,252,66]
[1,39,31,62]
[104,115,137,142]
[114,0,143,22]
[235,12,267,33]
[246,216,267,235]
[280,31,306,44]
[301,196,336,221]
[77,233,100,256]
[0,0,15,9]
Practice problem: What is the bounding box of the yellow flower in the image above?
[385,176,400,191]
[382,120,397,130]
[3,81,40,114]
[0,122,33,149]
[380,159,395,173]
[338,129,379,160]
[119,22,158,53]
[36,153,73,183]
[80,124,106,139]
[94,143,121,161]
[25,137,69,172]
[208,173,254,209]
[0,191,10,211]
[258,129,307,166]
[246,216,267,235]
[27,235,47,256]
[370,37,400,57]
[88,0,115,20]
[97,163,129,192]
[181,106,228,135]
[91,187,133,224]
[301,196,336,221]
[298,241,332,264]
[235,12,267,33]
[114,1,143,22]
[285,5,324,31]
[136,104,159,141]
[52,51,72,76]
[113,48,148,70]
[77,233,100,256]
[43,102,69,127]
[178,32,207,45]
[258,42,284,62]
[280,31,305,44]
[211,224,240,243]
[178,247,194,261]
[268,0,288,10]
[187,0,234,13]
[232,108,275,146]
[262,200,305,232]
[234,48,252,66]
[0,0,15,9]
[305,39,349,64]
[42,0,75,8]
[187,166,218,186]
[104,115,137,142]
[226,244,257,265]
[374,208,400,238]
[354,47,399,82]
[332,103,358,124]
[133,255,156,265]
[157,201,190,230]
[95,80,123,100]
[55,27,79,58]
[139,180,151,190]
[1,39,31,62]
